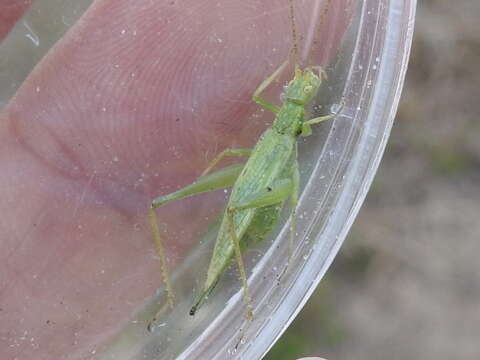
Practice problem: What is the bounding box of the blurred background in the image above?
[266,0,480,359]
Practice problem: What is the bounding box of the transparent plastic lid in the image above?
[0,0,415,359]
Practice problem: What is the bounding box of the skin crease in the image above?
[0,0,351,358]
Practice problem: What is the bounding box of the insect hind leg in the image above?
[202,148,251,176]
[148,207,175,309]
[289,145,300,256]
[148,164,243,319]
[227,178,294,318]
[227,208,254,319]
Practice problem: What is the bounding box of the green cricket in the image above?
[148,0,340,320]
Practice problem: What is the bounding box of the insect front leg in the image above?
[227,178,294,319]
[301,101,345,136]
[202,148,252,176]
[311,65,328,81]
[252,60,289,114]
[149,164,244,310]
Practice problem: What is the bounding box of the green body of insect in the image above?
[148,64,338,319]
[147,0,341,322]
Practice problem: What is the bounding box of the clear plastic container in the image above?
[0,0,415,359]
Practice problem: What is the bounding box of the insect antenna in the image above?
[304,0,332,67]
[288,0,299,69]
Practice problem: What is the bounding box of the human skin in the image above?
[0,0,33,40]
[0,0,351,358]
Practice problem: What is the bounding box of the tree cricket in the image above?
[148,0,341,321]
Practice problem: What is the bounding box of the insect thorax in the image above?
[273,68,321,136]
[272,102,304,136]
